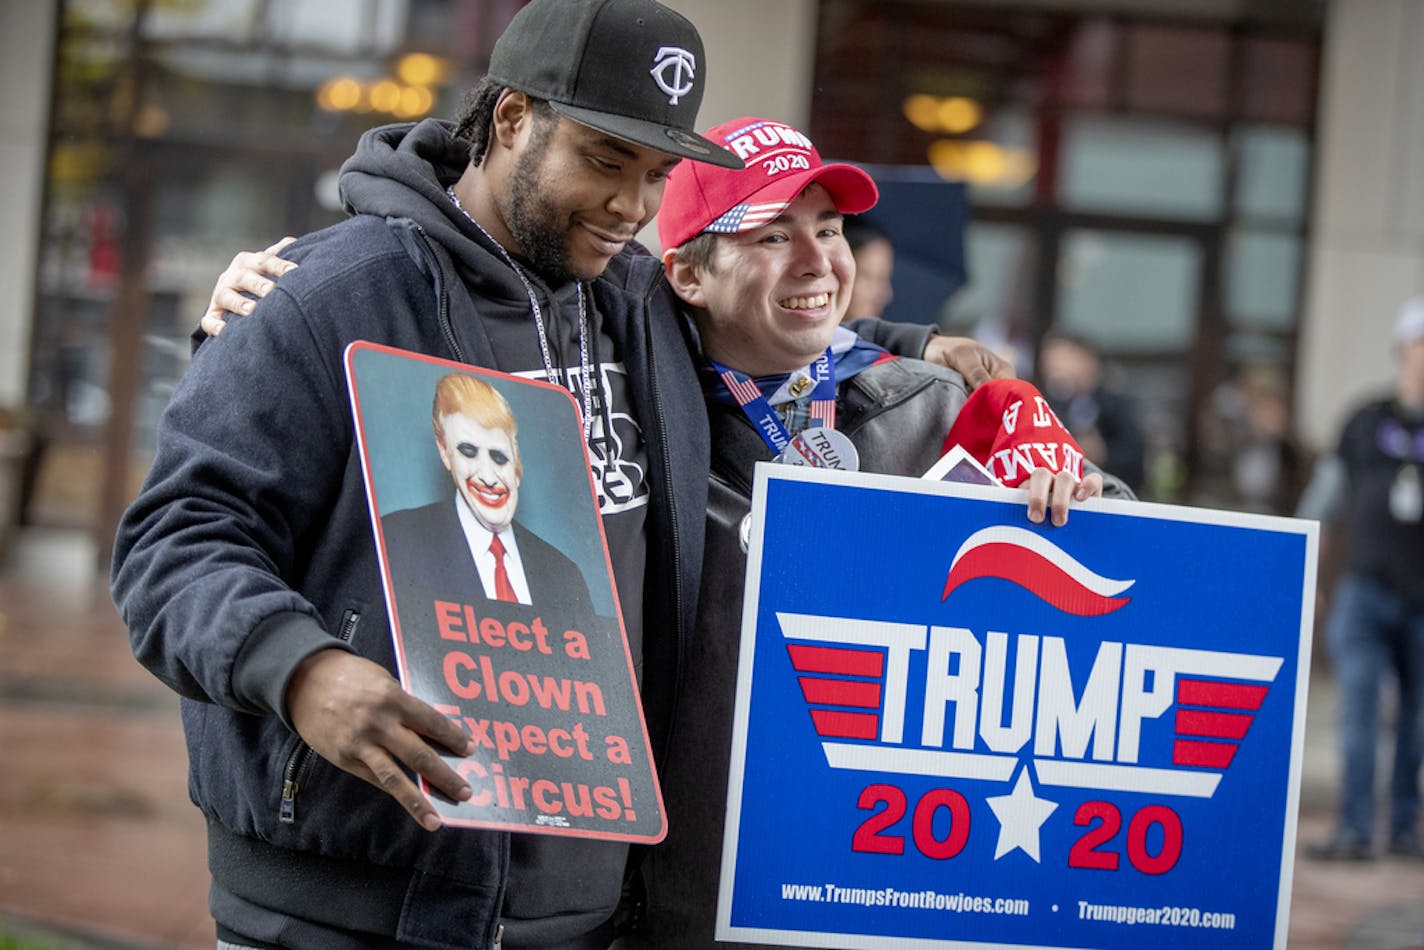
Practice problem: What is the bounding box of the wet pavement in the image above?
[1,526,1422,949]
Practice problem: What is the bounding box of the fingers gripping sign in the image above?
[285,649,476,831]
[201,236,298,337]
[1026,467,1104,526]
[936,376,1107,526]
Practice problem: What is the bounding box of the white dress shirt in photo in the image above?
[452,494,532,605]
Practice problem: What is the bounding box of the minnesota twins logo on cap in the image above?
[650,46,696,105]
[485,0,742,169]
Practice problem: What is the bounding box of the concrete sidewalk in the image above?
[2,527,1422,949]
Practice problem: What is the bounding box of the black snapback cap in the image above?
[487,0,743,169]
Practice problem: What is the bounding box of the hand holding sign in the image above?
[286,649,476,831]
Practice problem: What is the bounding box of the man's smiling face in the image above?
[500,101,680,284]
[436,411,521,533]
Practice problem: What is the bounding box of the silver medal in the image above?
[1390,464,1422,523]
[739,512,753,554]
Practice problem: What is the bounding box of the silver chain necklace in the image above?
[447,185,595,443]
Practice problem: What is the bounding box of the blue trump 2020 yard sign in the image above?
[719,465,1317,949]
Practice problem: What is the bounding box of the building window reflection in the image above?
[31,0,507,552]
[811,1,1320,506]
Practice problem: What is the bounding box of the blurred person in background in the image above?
[841,215,894,320]
[1037,329,1146,495]
[1193,364,1314,515]
[1301,295,1424,862]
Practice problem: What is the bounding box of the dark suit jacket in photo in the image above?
[380,498,596,619]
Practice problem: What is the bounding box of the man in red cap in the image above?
[614,116,1132,948]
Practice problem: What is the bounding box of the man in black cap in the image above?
[113,2,1005,947]
[114,2,738,946]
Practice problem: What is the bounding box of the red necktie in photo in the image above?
[488,534,518,603]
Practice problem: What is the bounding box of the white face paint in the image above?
[436,413,521,533]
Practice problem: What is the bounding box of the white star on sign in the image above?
[986,766,1058,862]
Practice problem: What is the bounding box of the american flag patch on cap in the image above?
[706,201,786,233]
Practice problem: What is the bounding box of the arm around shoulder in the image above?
[846,318,1015,389]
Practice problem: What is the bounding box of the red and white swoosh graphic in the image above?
[941,526,1134,616]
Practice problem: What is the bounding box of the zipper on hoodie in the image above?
[280,608,361,824]
[410,224,463,362]
[643,315,688,764]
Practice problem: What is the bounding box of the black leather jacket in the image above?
[625,356,1135,948]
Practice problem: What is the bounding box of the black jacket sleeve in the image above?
[110,281,353,720]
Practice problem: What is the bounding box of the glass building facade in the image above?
[23,0,1324,557]
[810,2,1321,503]
[32,0,525,552]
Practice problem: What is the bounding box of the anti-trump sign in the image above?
[720,464,1316,949]
[346,342,663,843]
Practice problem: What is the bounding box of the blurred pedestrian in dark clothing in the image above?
[1194,364,1314,515]
[1303,295,1424,862]
[842,215,895,320]
[1037,330,1146,495]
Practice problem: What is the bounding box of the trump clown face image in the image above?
[432,373,522,534]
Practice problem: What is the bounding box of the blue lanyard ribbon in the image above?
[709,349,837,456]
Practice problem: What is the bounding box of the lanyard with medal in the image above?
[709,348,861,469]
[710,348,861,551]
[1378,414,1424,523]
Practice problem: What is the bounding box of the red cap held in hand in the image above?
[944,379,1087,487]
